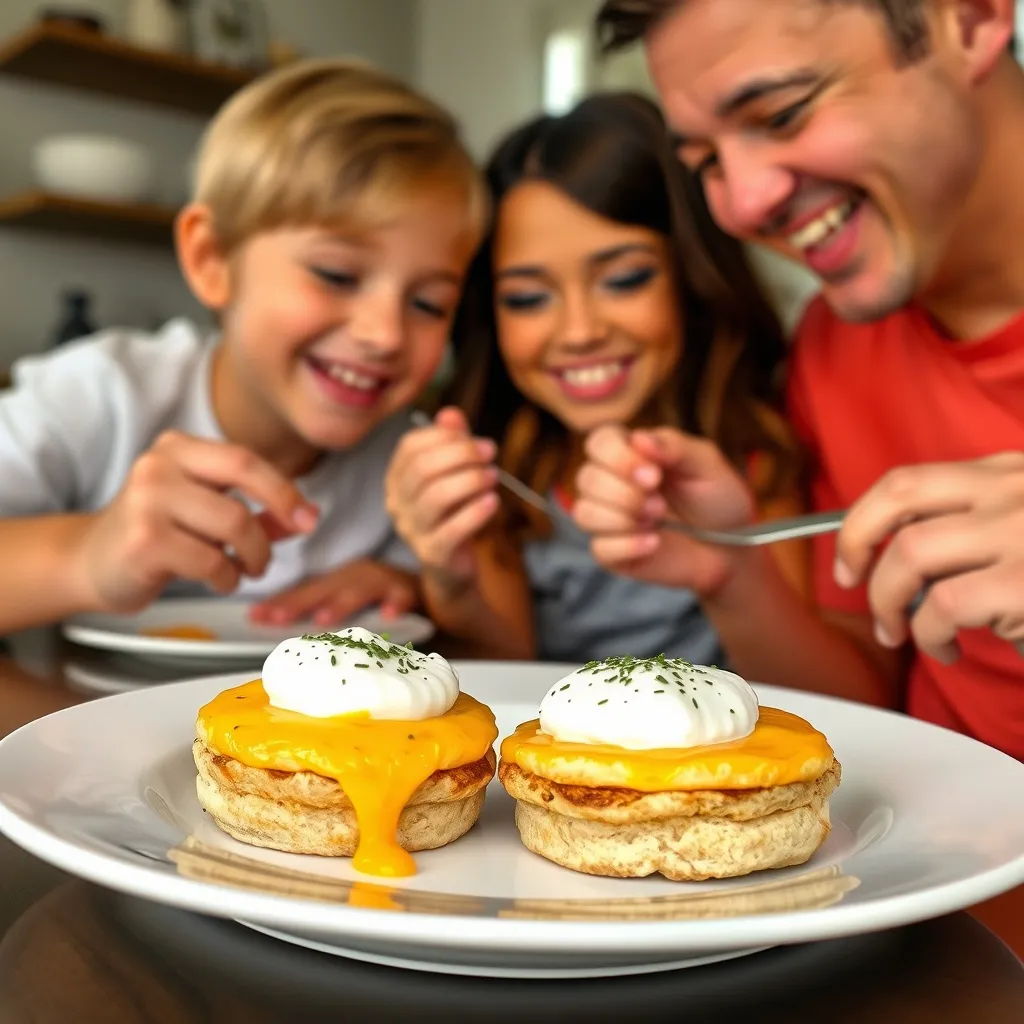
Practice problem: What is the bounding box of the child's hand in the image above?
[385,407,499,582]
[573,425,756,596]
[74,431,318,613]
[249,559,419,626]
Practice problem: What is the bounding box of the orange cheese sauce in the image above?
[501,706,833,791]
[198,681,497,877]
[144,624,218,641]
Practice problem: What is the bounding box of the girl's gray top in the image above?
[522,508,725,665]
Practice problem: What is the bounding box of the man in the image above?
[575,0,1024,757]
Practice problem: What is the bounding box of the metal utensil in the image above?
[409,411,560,519]
[408,411,844,546]
[663,510,845,547]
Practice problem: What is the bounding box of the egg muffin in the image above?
[195,628,497,877]
[499,655,840,881]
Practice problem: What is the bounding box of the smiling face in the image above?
[203,184,479,471]
[647,0,1003,322]
[492,181,682,435]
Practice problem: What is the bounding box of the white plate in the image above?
[0,663,1022,979]
[62,599,435,666]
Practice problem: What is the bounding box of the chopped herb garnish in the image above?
[300,631,419,662]
[583,653,702,681]
[598,699,608,705]
[331,655,337,666]
[692,698,699,709]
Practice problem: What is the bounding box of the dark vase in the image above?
[51,289,97,347]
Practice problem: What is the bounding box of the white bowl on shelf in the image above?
[32,134,156,204]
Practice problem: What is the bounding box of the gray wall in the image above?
[0,0,416,363]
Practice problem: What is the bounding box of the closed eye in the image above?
[604,266,658,293]
[310,266,358,289]
[411,296,449,319]
[498,291,548,312]
[766,98,812,132]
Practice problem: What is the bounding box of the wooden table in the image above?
[0,629,1020,1022]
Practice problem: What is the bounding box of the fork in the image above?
[408,412,844,547]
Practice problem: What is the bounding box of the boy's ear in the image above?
[176,203,232,310]
[942,0,1015,82]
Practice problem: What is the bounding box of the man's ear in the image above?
[944,0,1016,82]
[176,203,232,311]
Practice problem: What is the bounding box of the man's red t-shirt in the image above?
[787,296,1024,760]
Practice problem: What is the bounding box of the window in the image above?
[543,28,587,115]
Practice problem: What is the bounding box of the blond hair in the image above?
[193,58,486,252]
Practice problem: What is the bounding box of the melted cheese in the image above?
[198,680,497,877]
[501,706,833,791]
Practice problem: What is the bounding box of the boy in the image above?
[0,59,484,633]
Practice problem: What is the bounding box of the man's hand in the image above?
[835,453,1024,662]
[249,559,420,626]
[573,425,756,596]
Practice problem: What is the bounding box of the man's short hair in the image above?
[595,1,931,63]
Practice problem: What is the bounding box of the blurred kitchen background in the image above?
[0,0,1019,372]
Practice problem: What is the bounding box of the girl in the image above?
[385,93,803,662]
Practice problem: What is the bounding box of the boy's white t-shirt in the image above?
[0,319,417,599]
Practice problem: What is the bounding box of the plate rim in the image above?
[235,920,773,977]
[62,600,436,658]
[1,667,1023,955]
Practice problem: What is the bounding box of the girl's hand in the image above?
[249,559,419,626]
[385,407,500,582]
[73,431,318,613]
[573,424,756,596]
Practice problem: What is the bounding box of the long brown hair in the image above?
[443,93,800,533]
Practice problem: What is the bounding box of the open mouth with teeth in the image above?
[550,357,635,402]
[785,194,865,278]
[306,355,391,408]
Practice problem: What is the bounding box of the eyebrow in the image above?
[497,243,657,280]
[669,69,822,149]
[716,69,822,118]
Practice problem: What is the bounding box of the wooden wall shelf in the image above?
[0,23,258,115]
[0,191,177,246]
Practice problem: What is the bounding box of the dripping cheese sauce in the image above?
[198,680,497,877]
